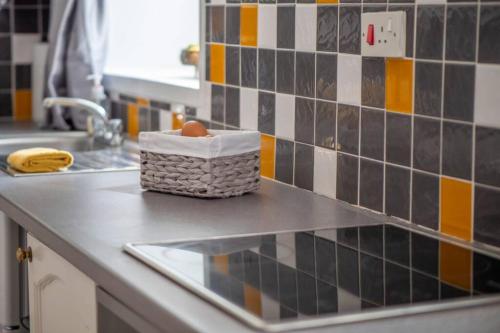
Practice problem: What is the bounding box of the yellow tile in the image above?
[441,177,472,241]
[137,97,149,107]
[440,241,472,291]
[212,255,229,274]
[386,58,413,114]
[317,0,338,3]
[127,104,139,138]
[172,112,185,130]
[244,284,262,316]
[14,90,32,121]
[240,5,258,47]
[210,44,225,84]
[261,134,275,179]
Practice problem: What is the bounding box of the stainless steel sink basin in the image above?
[0,131,140,177]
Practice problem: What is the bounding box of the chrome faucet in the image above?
[43,97,123,146]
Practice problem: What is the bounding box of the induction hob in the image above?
[124,223,500,332]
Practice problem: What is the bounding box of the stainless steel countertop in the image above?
[1,124,499,333]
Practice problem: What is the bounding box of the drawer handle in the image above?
[16,247,32,263]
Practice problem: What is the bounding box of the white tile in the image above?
[315,229,337,242]
[295,5,317,52]
[210,0,225,4]
[275,93,295,140]
[261,294,280,321]
[197,82,212,121]
[12,34,42,64]
[276,232,296,268]
[159,111,172,131]
[475,64,500,129]
[337,54,361,106]
[416,0,445,3]
[314,147,337,200]
[240,88,259,130]
[258,5,277,49]
[337,288,362,313]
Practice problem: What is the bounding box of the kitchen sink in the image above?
[0,131,140,177]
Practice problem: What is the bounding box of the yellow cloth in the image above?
[7,148,74,173]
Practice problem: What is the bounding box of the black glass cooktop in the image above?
[125,224,500,331]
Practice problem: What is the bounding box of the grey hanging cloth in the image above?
[45,0,108,130]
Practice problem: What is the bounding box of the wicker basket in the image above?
[139,130,261,198]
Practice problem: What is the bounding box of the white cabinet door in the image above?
[27,234,97,333]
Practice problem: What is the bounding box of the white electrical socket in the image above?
[361,11,406,58]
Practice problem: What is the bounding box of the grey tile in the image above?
[211,6,225,43]
[205,44,211,81]
[295,97,315,145]
[359,158,384,213]
[295,232,316,277]
[413,116,440,174]
[241,47,257,88]
[277,6,295,49]
[276,50,295,95]
[0,92,12,117]
[385,165,410,220]
[442,121,472,180]
[336,153,359,205]
[316,53,337,101]
[226,6,240,45]
[276,139,294,185]
[225,46,240,86]
[139,107,149,132]
[360,225,384,258]
[258,91,275,135]
[338,227,359,248]
[0,8,10,33]
[296,52,315,98]
[14,8,38,33]
[294,143,314,191]
[386,113,411,167]
[360,108,384,161]
[446,5,477,61]
[225,87,240,128]
[414,61,442,117]
[0,65,11,89]
[150,109,160,131]
[211,85,225,123]
[205,6,211,42]
[389,5,414,57]
[363,5,387,13]
[339,6,361,54]
[474,185,500,248]
[337,244,360,296]
[361,254,384,305]
[315,100,336,150]
[361,57,385,108]
[411,233,438,277]
[443,64,475,122]
[338,104,360,155]
[0,36,11,61]
[416,5,444,60]
[385,262,410,305]
[259,49,276,91]
[475,126,500,188]
[317,5,338,52]
[411,171,439,231]
[385,225,410,266]
[478,6,500,64]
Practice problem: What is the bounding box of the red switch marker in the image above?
[367,24,375,45]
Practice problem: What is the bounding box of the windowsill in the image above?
[103,66,201,107]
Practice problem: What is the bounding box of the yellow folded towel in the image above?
[7,148,74,173]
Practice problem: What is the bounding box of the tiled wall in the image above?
[202,0,500,249]
[0,0,49,120]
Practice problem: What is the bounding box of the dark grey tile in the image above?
[442,121,472,180]
[258,91,275,135]
[412,272,439,303]
[411,171,439,231]
[338,104,359,155]
[360,225,383,257]
[205,6,210,41]
[414,61,442,117]
[338,227,359,249]
[317,280,338,315]
[260,256,279,300]
[478,6,500,64]
[241,47,257,88]
[362,5,386,13]
[339,6,361,54]
[411,232,439,276]
[276,138,294,185]
[475,126,500,188]
[0,92,12,117]
[0,65,11,89]
[389,5,414,57]
[0,8,10,33]
[385,225,410,266]
[297,271,317,315]
[0,36,11,61]
[295,232,316,276]
[360,108,384,161]
[259,49,276,91]
[294,143,314,191]
[473,252,500,294]
[337,244,360,296]
[211,85,225,123]
[413,116,440,173]
[243,250,260,288]
[225,87,240,128]
[150,100,171,111]
[295,97,315,145]
[139,107,149,131]
[446,5,477,61]
[225,46,240,86]
[361,57,385,108]
[386,113,411,166]
[359,159,384,213]
[443,64,475,122]
[226,6,240,45]
[336,153,359,205]
[385,262,410,305]
[440,283,470,300]
[278,263,298,311]
[315,236,336,285]
[316,53,337,101]
[315,100,336,150]
[276,50,295,95]
[14,8,38,33]
[317,5,338,52]
[211,6,225,43]
[277,6,295,49]
[385,165,410,220]
[205,44,211,81]
[360,254,384,305]
[150,109,160,131]
[416,5,444,60]
[296,52,315,98]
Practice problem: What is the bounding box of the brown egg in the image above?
[181,121,209,137]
